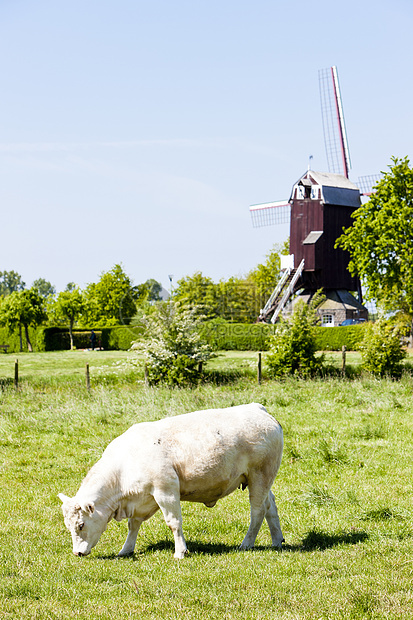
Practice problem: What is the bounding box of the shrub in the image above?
[360,319,407,377]
[266,297,324,378]
[132,302,213,386]
[267,296,323,378]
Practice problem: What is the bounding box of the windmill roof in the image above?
[308,171,359,190]
[290,170,361,208]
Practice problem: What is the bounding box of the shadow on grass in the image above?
[284,528,369,552]
[0,378,14,390]
[95,540,239,560]
[95,528,368,560]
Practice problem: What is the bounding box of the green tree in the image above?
[135,279,163,307]
[247,242,289,304]
[244,242,289,322]
[133,301,213,386]
[81,264,137,327]
[0,270,25,296]
[52,288,84,350]
[173,272,219,319]
[0,288,47,351]
[172,243,289,324]
[145,279,162,302]
[216,276,258,323]
[336,157,413,339]
[32,278,56,299]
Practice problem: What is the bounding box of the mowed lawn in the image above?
[0,350,412,619]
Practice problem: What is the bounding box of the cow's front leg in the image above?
[154,486,187,559]
[118,517,143,557]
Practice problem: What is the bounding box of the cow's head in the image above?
[58,493,108,557]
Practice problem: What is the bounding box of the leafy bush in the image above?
[360,319,407,377]
[132,301,213,386]
[266,297,324,378]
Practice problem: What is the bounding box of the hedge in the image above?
[314,325,367,351]
[0,326,47,353]
[0,325,144,353]
[0,322,367,354]
[200,322,367,352]
[199,322,274,351]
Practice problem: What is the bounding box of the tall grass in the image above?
[0,351,412,618]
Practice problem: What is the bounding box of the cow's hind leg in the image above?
[264,490,284,548]
[240,473,283,551]
[118,517,143,557]
[153,485,187,559]
[240,473,269,550]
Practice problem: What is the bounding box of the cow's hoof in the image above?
[174,549,188,559]
[272,538,285,550]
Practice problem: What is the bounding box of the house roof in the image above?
[318,289,366,311]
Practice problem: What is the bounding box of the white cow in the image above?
[59,403,284,559]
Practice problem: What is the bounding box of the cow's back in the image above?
[102,403,282,505]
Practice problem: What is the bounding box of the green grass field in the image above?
[1,350,412,619]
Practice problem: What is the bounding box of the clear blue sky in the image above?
[1,0,412,293]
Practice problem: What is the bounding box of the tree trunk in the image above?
[24,324,33,352]
[69,320,74,350]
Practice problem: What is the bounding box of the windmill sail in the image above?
[319,66,351,178]
[250,200,290,228]
[357,173,383,196]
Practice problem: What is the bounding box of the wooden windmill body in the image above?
[251,67,376,326]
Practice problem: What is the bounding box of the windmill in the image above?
[251,66,379,325]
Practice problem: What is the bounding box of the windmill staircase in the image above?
[258,259,305,324]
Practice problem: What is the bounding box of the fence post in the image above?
[144,365,149,387]
[258,352,262,385]
[14,358,18,390]
[85,363,91,392]
[341,345,346,377]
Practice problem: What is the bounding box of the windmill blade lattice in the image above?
[250,201,291,228]
[357,174,383,196]
[319,66,351,178]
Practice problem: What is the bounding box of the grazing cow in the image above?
[59,403,284,559]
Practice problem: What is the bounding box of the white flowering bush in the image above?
[132,301,213,386]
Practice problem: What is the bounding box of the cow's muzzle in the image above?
[74,550,90,557]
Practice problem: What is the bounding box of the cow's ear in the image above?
[84,502,95,515]
[58,493,71,503]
